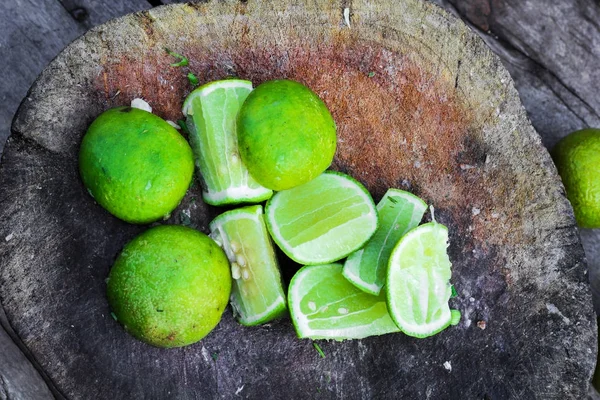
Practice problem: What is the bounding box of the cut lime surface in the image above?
[343,189,427,295]
[386,221,457,338]
[209,205,287,326]
[183,80,273,206]
[288,263,399,340]
[265,171,378,265]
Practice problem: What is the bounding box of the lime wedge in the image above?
[386,221,457,338]
[209,205,287,326]
[182,80,273,206]
[265,171,378,265]
[343,189,427,295]
[288,263,399,340]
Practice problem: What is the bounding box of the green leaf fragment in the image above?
[211,352,219,361]
[368,71,376,78]
[187,73,199,86]
[164,48,189,67]
[110,312,118,321]
[451,284,458,298]
[450,309,461,326]
[177,119,190,135]
[313,342,326,358]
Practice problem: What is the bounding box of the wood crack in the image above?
[433,0,600,123]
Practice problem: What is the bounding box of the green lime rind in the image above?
[342,189,427,295]
[107,225,231,348]
[79,107,194,224]
[386,222,455,338]
[237,79,337,191]
[209,205,287,326]
[265,171,378,265]
[183,80,273,206]
[288,263,399,340]
[551,128,600,228]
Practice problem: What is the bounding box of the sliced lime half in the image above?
[265,171,378,265]
[209,205,286,326]
[386,220,458,338]
[183,80,273,206]
[343,189,427,295]
[288,263,399,340]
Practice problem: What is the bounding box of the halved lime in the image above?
[265,171,378,265]
[288,263,399,340]
[386,220,458,338]
[343,189,427,295]
[209,205,287,326]
[182,80,273,206]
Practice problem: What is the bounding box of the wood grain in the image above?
[0,1,595,399]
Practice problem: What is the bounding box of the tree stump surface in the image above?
[0,1,596,399]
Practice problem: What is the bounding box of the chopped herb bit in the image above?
[450,285,458,298]
[165,48,189,67]
[313,342,325,358]
[188,73,199,86]
[110,312,118,321]
[368,71,376,78]
[211,352,219,361]
[177,119,190,135]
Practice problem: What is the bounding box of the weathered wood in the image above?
[58,0,151,30]
[0,1,595,399]
[0,1,155,398]
[431,0,600,318]
[0,308,54,400]
[433,0,600,151]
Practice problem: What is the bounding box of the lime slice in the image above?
[265,171,378,265]
[288,263,399,340]
[182,80,273,206]
[343,189,427,295]
[386,220,457,338]
[209,205,287,326]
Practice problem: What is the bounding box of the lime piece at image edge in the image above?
[210,205,287,326]
[288,263,399,340]
[265,171,378,265]
[343,188,427,295]
[183,79,273,206]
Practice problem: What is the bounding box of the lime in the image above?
[265,171,378,265]
[551,128,600,228]
[386,220,459,338]
[288,263,399,340]
[209,205,287,326]
[183,80,273,206]
[237,79,337,191]
[343,189,427,295]
[79,106,194,224]
[107,225,232,348]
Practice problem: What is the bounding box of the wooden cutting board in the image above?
[0,1,595,398]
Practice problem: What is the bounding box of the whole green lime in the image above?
[237,79,337,191]
[107,225,232,348]
[79,107,194,224]
[551,128,600,228]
